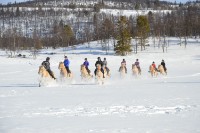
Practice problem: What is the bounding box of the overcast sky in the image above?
[0,0,196,5]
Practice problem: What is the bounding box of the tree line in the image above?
[0,0,199,56]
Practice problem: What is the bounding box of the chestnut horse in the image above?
[38,65,56,87]
[58,62,73,79]
[80,64,93,80]
[158,65,167,75]
[149,65,158,77]
[38,65,55,78]
[132,64,139,77]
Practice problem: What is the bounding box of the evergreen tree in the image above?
[114,16,132,56]
[154,0,160,9]
[137,15,150,51]
[135,3,140,10]
[63,25,74,47]
[15,6,20,17]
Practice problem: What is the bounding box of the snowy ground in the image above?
[0,37,200,133]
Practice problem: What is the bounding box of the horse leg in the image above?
[151,72,154,77]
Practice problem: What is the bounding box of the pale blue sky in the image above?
[0,0,196,5]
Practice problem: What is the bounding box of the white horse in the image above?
[95,64,104,84]
[119,63,126,78]
[132,64,139,77]
[103,66,110,79]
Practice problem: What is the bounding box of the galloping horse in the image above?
[58,62,73,79]
[119,63,126,78]
[158,65,167,75]
[80,64,93,80]
[95,64,104,84]
[102,66,110,78]
[149,65,158,77]
[132,64,139,77]
[38,65,56,87]
[38,65,53,78]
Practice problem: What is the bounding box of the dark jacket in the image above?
[42,61,50,70]
[95,60,103,67]
[161,62,165,68]
[135,61,140,67]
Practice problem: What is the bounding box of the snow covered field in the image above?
[0,38,200,133]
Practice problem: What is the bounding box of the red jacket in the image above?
[152,63,156,68]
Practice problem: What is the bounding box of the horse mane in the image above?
[96,64,101,69]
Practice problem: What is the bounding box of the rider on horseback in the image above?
[152,61,158,71]
[103,58,110,75]
[83,58,91,75]
[94,57,105,78]
[42,57,56,79]
[119,59,127,73]
[64,56,71,74]
[161,59,167,72]
[134,59,141,73]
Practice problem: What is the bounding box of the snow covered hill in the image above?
[0,37,200,133]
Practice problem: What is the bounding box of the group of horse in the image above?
[149,64,167,77]
[38,62,111,85]
[38,62,167,86]
[118,63,167,78]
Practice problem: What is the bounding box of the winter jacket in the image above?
[95,60,103,67]
[152,63,156,69]
[161,62,165,68]
[103,60,107,67]
[135,61,140,67]
[64,59,70,67]
[42,61,50,70]
[83,61,89,67]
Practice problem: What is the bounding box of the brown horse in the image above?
[38,65,54,78]
[158,65,167,75]
[149,65,158,77]
[58,62,73,79]
[95,64,104,84]
[38,65,56,87]
[119,63,126,78]
[132,64,139,77]
[80,64,93,80]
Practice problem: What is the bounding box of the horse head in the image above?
[132,64,136,69]
[149,65,154,71]
[58,62,64,70]
[38,65,45,74]
[96,64,101,70]
[80,64,85,71]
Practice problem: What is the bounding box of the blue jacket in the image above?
[83,61,89,67]
[64,59,70,67]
